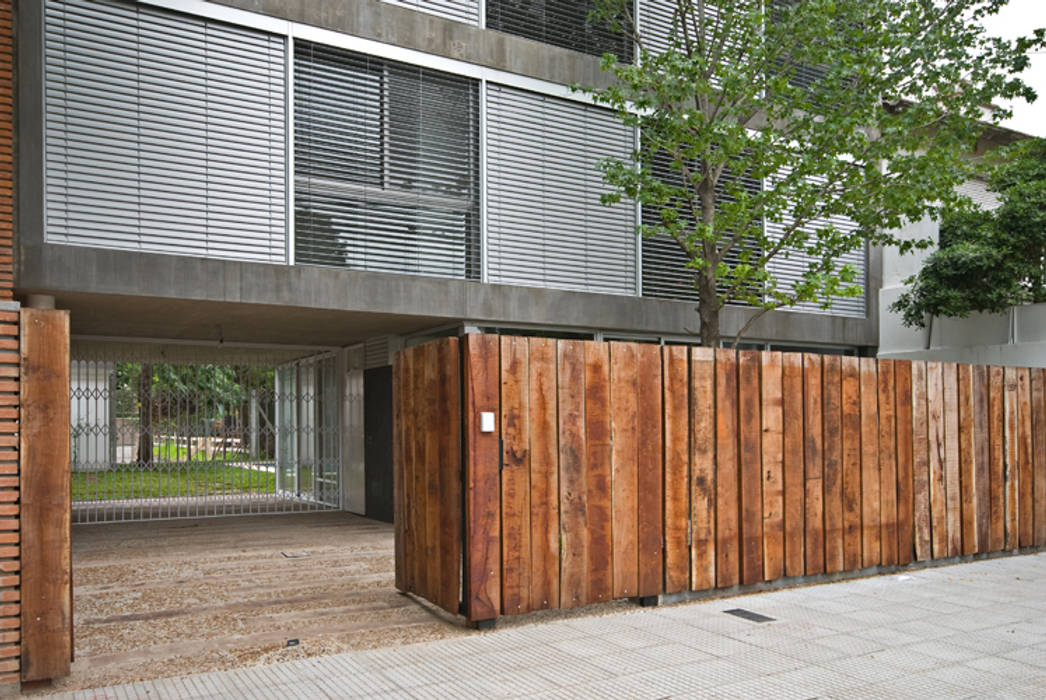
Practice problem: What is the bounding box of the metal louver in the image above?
[44,0,287,262]
[381,0,480,25]
[956,179,1000,212]
[294,41,481,279]
[486,85,637,296]
[486,0,633,61]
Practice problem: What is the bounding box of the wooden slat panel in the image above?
[911,361,932,561]
[402,347,419,595]
[610,342,639,599]
[782,353,806,577]
[840,356,862,571]
[738,351,763,586]
[822,356,844,573]
[895,360,915,566]
[761,352,784,582]
[438,339,463,613]
[411,346,428,598]
[664,345,691,593]
[424,342,441,605]
[802,354,825,576]
[716,348,740,588]
[20,309,72,682]
[500,336,531,614]
[393,354,406,592]
[584,342,613,605]
[958,364,977,556]
[942,362,962,557]
[1017,367,1033,548]
[877,359,898,567]
[927,362,948,558]
[859,357,881,568]
[1003,367,1019,551]
[690,347,716,591]
[528,338,559,611]
[974,365,991,553]
[558,340,587,608]
[636,344,664,597]
[463,334,501,622]
[988,366,1005,553]
[1032,368,1046,546]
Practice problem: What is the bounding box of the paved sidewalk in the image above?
[48,553,1046,699]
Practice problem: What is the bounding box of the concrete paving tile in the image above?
[923,662,1010,693]
[633,641,715,667]
[681,631,759,658]
[772,638,853,664]
[907,639,987,663]
[861,671,970,699]
[598,628,669,650]
[529,658,610,687]
[1000,646,1046,669]
[584,648,663,676]
[547,634,626,658]
[721,646,806,675]
[821,654,909,685]
[965,655,1045,680]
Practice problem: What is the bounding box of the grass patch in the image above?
[72,463,276,501]
[153,439,249,463]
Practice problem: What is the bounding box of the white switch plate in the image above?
[480,411,496,433]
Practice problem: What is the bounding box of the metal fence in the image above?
[70,341,341,522]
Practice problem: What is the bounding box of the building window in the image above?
[486,0,633,61]
[294,41,481,279]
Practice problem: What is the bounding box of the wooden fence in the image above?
[394,334,1046,625]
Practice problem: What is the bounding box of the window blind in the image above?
[382,0,480,25]
[294,41,480,279]
[486,0,632,61]
[44,0,287,262]
[486,85,637,296]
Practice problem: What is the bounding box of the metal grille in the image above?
[381,0,479,24]
[486,0,633,61]
[294,41,481,279]
[44,0,287,262]
[71,345,340,523]
[486,85,637,295]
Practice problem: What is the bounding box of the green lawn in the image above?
[153,439,250,463]
[72,463,276,501]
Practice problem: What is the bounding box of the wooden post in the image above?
[20,308,72,682]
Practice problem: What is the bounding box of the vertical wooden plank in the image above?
[610,342,639,599]
[974,365,991,553]
[738,351,763,586]
[584,342,613,605]
[859,357,881,568]
[424,342,442,605]
[878,359,898,567]
[802,354,824,576]
[393,353,406,592]
[528,338,559,611]
[411,346,428,598]
[958,364,977,555]
[911,361,932,562]
[716,348,740,588]
[782,353,806,577]
[500,336,531,614]
[690,347,716,591]
[463,334,501,622]
[437,339,463,614]
[927,362,948,559]
[21,309,72,682]
[636,344,664,597]
[558,340,587,608]
[942,362,962,557]
[1017,367,1033,548]
[988,366,1005,553]
[895,360,915,566]
[664,345,691,593]
[1003,367,1019,551]
[761,352,784,582]
[401,348,417,595]
[840,356,862,571]
[822,356,844,573]
[1032,368,1046,546]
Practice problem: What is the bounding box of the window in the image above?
[486,0,633,61]
[294,42,481,279]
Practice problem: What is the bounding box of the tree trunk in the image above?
[137,363,153,465]
[698,269,720,347]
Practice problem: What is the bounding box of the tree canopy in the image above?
[584,0,1044,346]
[892,137,1046,328]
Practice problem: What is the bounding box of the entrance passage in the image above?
[70,341,342,522]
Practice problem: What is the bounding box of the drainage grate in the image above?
[724,608,775,623]
[281,551,310,559]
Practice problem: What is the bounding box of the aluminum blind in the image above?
[486,0,633,61]
[956,178,1000,212]
[294,41,480,279]
[382,0,479,25]
[638,0,682,56]
[44,0,287,262]
[487,85,637,296]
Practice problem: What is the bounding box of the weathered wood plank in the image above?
[716,348,741,588]
[664,345,691,593]
[402,347,419,595]
[1032,368,1046,546]
[822,355,844,574]
[911,361,931,562]
[988,365,1005,553]
[20,308,73,682]
[739,351,764,586]
[783,353,806,577]
[584,342,613,605]
[958,364,977,555]
[803,354,825,576]
[841,356,862,571]
[411,346,428,598]
[690,346,716,591]
[528,337,559,611]
[636,343,664,597]
[558,340,587,609]
[878,359,898,567]
[463,334,501,622]
[894,360,915,566]
[927,362,948,559]
[974,365,991,553]
[860,357,881,568]
[610,342,639,599]
[761,352,784,582]
[1003,367,1019,551]
[423,342,441,606]
[438,339,463,614]
[393,354,405,592]
[500,336,531,614]
[1017,367,1033,548]
[942,362,962,557]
